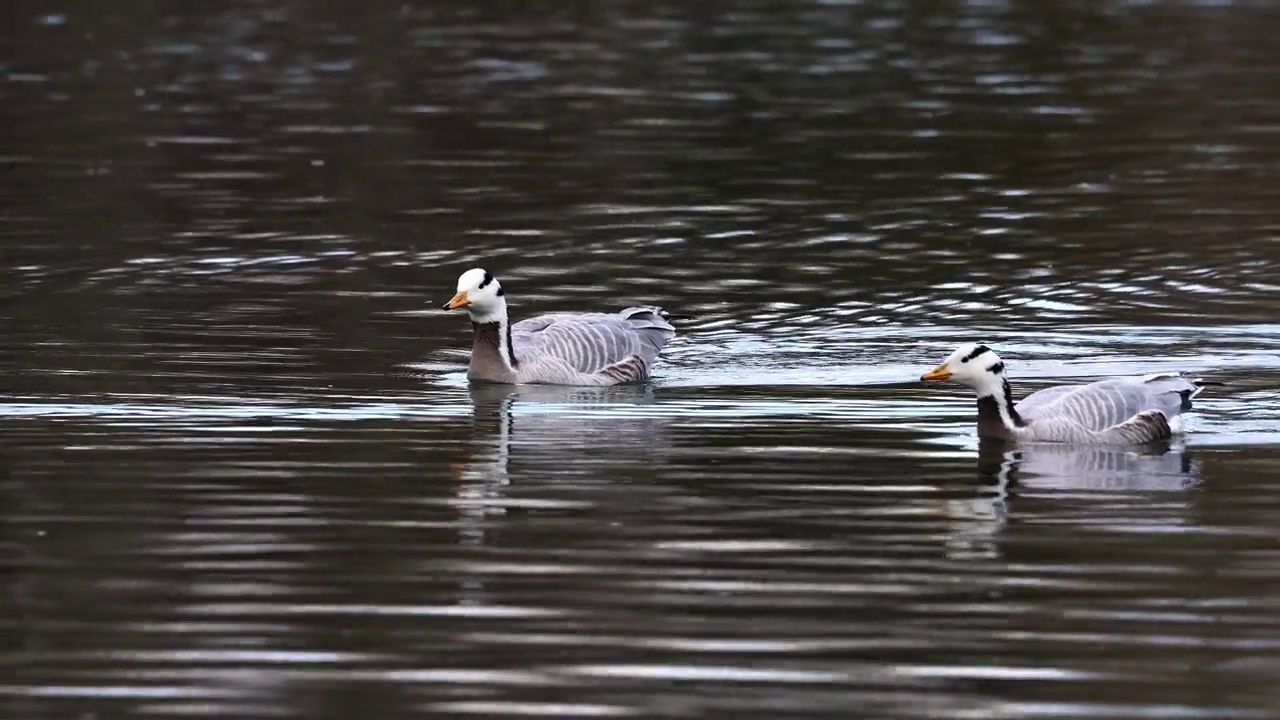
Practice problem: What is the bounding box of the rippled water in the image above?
[6,2,1280,719]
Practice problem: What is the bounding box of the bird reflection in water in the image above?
[450,382,662,549]
[977,437,1200,492]
[945,438,1202,560]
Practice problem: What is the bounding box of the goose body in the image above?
[921,343,1210,444]
[443,268,676,385]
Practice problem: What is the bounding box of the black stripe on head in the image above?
[478,270,494,289]
[960,345,990,364]
[987,361,1004,375]
[495,285,504,297]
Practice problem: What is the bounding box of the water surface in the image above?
[6,2,1280,719]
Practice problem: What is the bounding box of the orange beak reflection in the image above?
[920,365,953,382]
[443,291,470,310]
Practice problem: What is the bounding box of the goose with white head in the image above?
[920,342,1213,444]
[443,268,677,385]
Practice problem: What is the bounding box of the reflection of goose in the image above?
[467,382,659,420]
[976,437,1201,492]
[944,439,1200,560]
[921,343,1214,444]
[464,382,660,460]
[451,383,664,549]
[441,268,677,385]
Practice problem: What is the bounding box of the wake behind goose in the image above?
[442,268,677,385]
[921,343,1214,444]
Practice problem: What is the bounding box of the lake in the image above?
[5,2,1280,719]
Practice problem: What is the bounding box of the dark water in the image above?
[6,2,1280,718]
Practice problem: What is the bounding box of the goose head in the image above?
[921,342,1007,396]
[443,268,507,324]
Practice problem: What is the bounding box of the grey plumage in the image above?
[508,306,677,385]
[1014,373,1204,443]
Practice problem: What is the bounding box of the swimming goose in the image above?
[920,343,1211,444]
[442,268,676,385]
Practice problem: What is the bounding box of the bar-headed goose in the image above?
[442,268,676,385]
[921,343,1212,444]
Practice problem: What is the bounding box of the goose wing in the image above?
[511,307,676,381]
[1017,373,1200,442]
[1015,384,1081,414]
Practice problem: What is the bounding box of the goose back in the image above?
[1016,373,1201,443]
[510,306,676,385]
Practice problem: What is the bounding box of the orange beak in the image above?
[443,291,470,310]
[920,365,952,382]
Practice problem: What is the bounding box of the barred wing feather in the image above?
[511,306,676,383]
[1017,374,1200,443]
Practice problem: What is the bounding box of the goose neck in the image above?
[472,316,518,371]
[976,379,1026,437]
